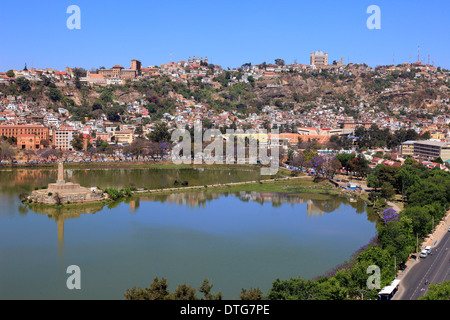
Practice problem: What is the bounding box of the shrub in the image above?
[105,188,124,200]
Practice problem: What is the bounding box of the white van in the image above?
[419,250,428,258]
[425,246,431,254]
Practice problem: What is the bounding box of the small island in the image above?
[29,160,106,205]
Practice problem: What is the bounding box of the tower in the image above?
[56,160,65,185]
[310,51,328,66]
[131,59,141,75]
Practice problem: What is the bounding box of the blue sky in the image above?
[0,0,449,71]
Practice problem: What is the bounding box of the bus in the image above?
[378,279,400,300]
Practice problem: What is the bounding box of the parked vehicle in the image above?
[419,250,428,258]
[425,246,432,255]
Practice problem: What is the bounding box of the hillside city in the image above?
[0,51,449,170]
[1,49,450,303]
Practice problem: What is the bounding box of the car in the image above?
[419,250,428,258]
[425,246,432,254]
[448,226,450,232]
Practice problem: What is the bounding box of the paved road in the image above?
[395,230,450,300]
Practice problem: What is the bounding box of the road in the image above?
[395,230,450,300]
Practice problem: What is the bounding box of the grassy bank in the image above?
[133,175,345,197]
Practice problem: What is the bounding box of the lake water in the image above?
[0,168,377,299]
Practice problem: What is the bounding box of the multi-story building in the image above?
[83,72,106,86]
[53,130,74,151]
[98,59,140,80]
[112,130,134,145]
[0,124,49,141]
[310,51,328,66]
[17,134,42,150]
[401,140,416,157]
[131,59,142,75]
[411,140,450,162]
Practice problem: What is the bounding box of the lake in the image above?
[0,167,377,299]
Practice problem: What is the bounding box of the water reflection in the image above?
[30,204,105,259]
[0,168,372,221]
[0,167,263,192]
[137,191,370,217]
[1,169,378,299]
[25,190,374,263]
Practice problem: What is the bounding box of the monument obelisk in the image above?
[56,160,65,185]
[30,156,106,204]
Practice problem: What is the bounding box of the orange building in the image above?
[0,125,49,141]
[17,134,42,150]
[98,62,137,80]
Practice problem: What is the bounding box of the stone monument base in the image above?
[29,160,107,205]
[30,184,106,205]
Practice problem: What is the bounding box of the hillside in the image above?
[1,66,449,123]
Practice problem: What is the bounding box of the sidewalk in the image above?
[422,210,450,247]
[393,209,450,299]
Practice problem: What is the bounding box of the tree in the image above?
[398,165,420,201]
[402,206,432,238]
[22,149,35,163]
[173,284,198,300]
[104,145,117,159]
[308,156,325,177]
[134,125,144,136]
[377,215,415,263]
[380,182,395,200]
[366,173,381,191]
[323,156,341,178]
[421,131,431,140]
[290,153,306,171]
[6,70,15,78]
[274,59,285,66]
[0,141,16,163]
[122,137,148,160]
[16,77,31,92]
[199,279,222,300]
[124,278,222,300]
[40,139,50,148]
[419,280,450,300]
[124,277,171,300]
[433,157,443,164]
[145,277,171,299]
[148,122,171,143]
[71,134,84,151]
[48,87,62,102]
[240,288,263,300]
[37,148,58,162]
[106,104,125,122]
[72,68,86,90]
[349,154,369,178]
[267,277,319,300]
[336,153,355,174]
